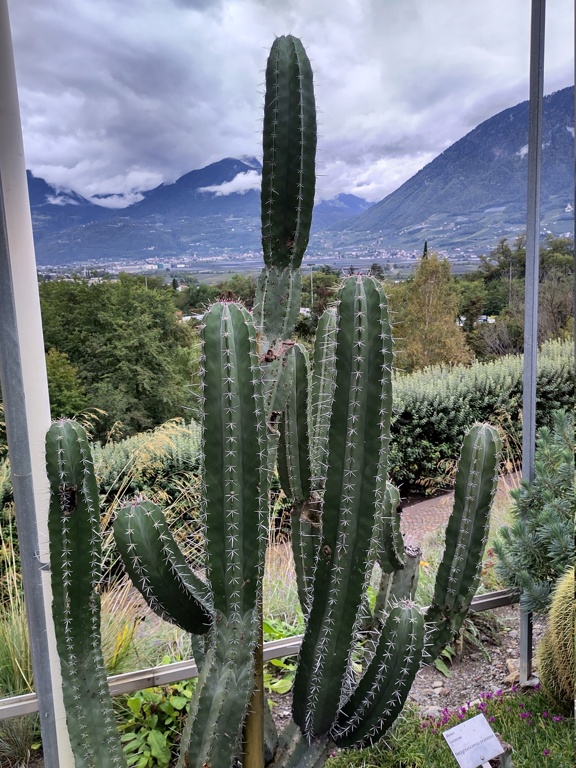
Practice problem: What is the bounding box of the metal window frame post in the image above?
[520,0,546,685]
[0,2,73,764]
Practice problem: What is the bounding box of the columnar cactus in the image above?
[46,420,126,768]
[46,33,502,768]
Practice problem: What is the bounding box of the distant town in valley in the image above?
[29,86,573,279]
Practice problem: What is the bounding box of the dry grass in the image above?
[263,541,301,628]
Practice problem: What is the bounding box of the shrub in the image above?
[390,339,574,492]
[493,410,575,613]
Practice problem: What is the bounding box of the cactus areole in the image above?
[47,34,502,768]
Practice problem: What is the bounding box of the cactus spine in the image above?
[46,33,502,768]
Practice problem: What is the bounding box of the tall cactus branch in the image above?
[261,35,316,270]
[46,420,126,768]
[292,276,393,738]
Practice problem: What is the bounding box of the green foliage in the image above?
[118,676,195,768]
[92,420,201,500]
[45,348,87,418]
[460,234,574,358]
[389,253,472,372]
[493,410,575,613]
[215,273,257,308]
[390,339,574,492]
[40,274,195,439]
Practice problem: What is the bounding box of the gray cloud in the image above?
[7,0,574,204]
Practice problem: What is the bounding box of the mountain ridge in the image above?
[27,85,574,265]
[330,86,574,254]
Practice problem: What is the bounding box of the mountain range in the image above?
[28,85,574,266]
[329,85,574,255]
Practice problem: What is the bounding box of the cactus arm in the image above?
[277,344,311,503]
[177,610,258,768]
[277,344,320,614]
[332,604,424,748]
[201,302,267,618]
[309,308,337,491]
[255,32,316,349]
[287,310,338,616]
[46,420,126,768]
[292,276,393,738]
[261,35,316,270]
[378,482,405,573]
[425,423,501,660]
[113,501,213,635]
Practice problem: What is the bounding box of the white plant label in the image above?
[443,713,504,768]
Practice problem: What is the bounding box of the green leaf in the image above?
[127,696,143,716]
[270,677,294,695]
[433,657,452,677]
[168,694,189,710]
[147,730,171,766]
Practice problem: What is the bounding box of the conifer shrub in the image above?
[493,410,575,613]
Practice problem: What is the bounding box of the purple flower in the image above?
[542,711,549,718]
[543,749,550,756]
[552,715,563,722]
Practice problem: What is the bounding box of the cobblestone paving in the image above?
[400,474,517,546]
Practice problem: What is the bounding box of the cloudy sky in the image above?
[7,0,575,207]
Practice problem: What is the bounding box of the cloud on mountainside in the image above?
[199,169,261,196]
[7,0,575,206]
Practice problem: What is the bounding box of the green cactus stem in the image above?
[177,610,259,768]
[425,423,502,660]
[255,34,316,360]
[261,35,316,270]
[46,420,126,768]
[332,603,425,748]
[377,482,406,574]
[292,275,393,738]
[277,344,319,614]
[113,500,213,636]
[268,722,332,768]
[201,301,268,618]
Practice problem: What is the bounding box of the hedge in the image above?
[389,339,574,493]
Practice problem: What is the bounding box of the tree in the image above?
[40,275,194,438]
[45,348,87,418]
[369,262,385,280]
[215,273,257,308]
[390,253,473,372]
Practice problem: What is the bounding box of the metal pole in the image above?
[0,2,73,764]
[520,0,546,685]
